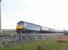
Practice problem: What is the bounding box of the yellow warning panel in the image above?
[16,25,24,30]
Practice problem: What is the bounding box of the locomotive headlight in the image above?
[16,25,24,30]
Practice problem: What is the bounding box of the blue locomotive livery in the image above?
[16,21,41,33]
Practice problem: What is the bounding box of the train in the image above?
[16,21,58,33]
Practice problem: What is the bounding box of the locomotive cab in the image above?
[16,21,25,33]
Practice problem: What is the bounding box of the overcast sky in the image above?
[1,0,68,30]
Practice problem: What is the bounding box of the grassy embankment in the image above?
[0,38,68,50]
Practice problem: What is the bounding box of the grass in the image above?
[0,39,68,50]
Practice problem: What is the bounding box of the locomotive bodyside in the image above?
[25,22,41,32]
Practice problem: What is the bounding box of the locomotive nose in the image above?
[16,25,24,30]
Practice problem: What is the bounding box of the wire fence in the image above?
[0,33,64,47]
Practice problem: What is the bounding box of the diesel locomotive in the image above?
[16,21,56,33]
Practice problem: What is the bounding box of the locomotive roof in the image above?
[17,21,23,24]
[17,21,41,26]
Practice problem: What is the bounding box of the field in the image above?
[0,36,68,50]
[0,29,68,50]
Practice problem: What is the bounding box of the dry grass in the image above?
[56,35,68,43]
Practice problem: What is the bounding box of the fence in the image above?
[0,33,63,47]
